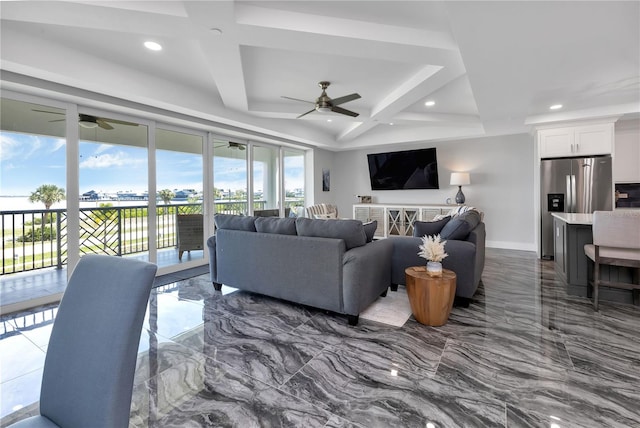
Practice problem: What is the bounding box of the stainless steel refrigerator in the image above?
[540,155,612,259]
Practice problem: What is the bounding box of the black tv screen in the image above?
[367,148,439,190]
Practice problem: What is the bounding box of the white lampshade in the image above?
[450,172,470,186]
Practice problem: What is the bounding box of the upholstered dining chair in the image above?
[584,210,640,311]
[9,255,157,428]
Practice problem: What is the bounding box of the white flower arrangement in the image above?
[417,234,448,263]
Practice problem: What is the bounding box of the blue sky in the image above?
[1,131,304,196]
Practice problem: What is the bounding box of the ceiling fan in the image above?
[32,110,138,130]
[282,81,361,118]
[214,141,246,150]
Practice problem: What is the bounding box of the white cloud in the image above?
[94,144,113,155]
[49,138,66,153]
[0,133,49,161]
[80,151,145,169]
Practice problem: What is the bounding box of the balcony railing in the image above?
[1,200,304,275]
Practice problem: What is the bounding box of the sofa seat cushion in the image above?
[413,216,451,238]
[440,210,482,240]
[214,214,257,232]
[296,217,367,250]
[255,217,297,235]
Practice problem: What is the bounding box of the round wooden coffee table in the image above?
[405,267,457,326]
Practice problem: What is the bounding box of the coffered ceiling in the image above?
[1,1,638,150]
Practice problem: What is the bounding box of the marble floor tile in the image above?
[3,249,640,427]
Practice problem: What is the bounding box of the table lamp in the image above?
[450,172,470,204]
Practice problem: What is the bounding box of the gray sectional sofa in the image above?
[389,209,486,303]
[207,214,392,325]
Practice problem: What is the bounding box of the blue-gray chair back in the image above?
[9,255,157,428]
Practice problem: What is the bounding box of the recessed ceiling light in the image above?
[425,100,435,107]
[389,122,394,125]
[210,28,223,35]
[144,41,162,51]
[549,104,563,110]
[327,119,332,122]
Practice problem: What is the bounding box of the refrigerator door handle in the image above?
[566,175,572,212]
[571,174,577,212]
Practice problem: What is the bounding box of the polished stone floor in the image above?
[2,248,639,427]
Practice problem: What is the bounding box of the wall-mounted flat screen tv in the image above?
[367,147,439,190]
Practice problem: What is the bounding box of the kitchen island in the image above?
[551,212,638,304]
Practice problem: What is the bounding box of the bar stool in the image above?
[584,211,640,311]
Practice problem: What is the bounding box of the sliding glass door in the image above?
[213,140,248,215]
[77,113,149,260]
[284,149,305,217]
[252,144,280,215]
[156,128,204,267]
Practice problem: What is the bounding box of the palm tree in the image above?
[29,184,66,209]
[158,189,175,205]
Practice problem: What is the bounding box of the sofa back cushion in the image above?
[296,217,367,250]
[214,214,257,232]
[255,217,297,235]
[413,216,451,238]
[440,210,482,240]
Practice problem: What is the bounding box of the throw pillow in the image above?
[363,220,377,242]
[413,216,451,237]
[440,210,481,240]
[255,217,297,235]
[214,214,257,232]
[296,217,367,250]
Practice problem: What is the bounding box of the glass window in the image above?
[213,140,248,215]
[0,99,67,275]
[156,128,204,266]
[284,149,305,217]
[252,144,279,215]
[77,114,149,260]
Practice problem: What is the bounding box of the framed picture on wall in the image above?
[322,169,330,191]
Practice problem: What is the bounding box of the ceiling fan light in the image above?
[79,120,98,129]
[316,106,332,113]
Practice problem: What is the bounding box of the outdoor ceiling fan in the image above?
[282,81,361,118]
[32,110,138,130]
[214,142,246,150]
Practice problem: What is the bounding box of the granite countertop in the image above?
[550,212,593,225]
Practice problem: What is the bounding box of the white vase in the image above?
[426,261,443,277]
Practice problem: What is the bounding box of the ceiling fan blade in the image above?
[33,109,64,115]
[331,106,359,117]
[49,119,65,123]
[330,93,361,106]
[102,118,138,126]
[96,119,114,130]
[297,109,316,119]
[282,96,315,104]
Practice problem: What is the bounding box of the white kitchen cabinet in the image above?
[538,123,613,158]
[538,128,574,158]
[353,204,455,238]
[614,124,640,183]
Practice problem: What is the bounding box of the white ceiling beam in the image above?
[0,1,193,36]
[235,3,456,50]
[338,63,467,141]
[182,2,248,113]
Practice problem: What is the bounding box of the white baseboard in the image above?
[486,240,536,252]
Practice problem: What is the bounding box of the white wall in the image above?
[305,147,336,208]
[331,133,536,250]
